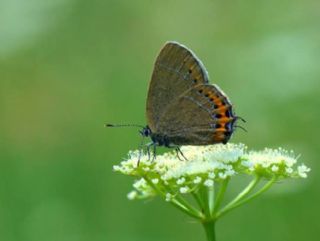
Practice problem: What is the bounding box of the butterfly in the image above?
[107,41,244,159]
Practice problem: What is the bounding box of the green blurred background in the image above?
[1,0,319,240]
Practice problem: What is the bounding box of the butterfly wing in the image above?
[156,84,236,145]
[146,41,209,132]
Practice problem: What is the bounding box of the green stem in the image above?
[173,192,204,219]
[143,176,204,219]
[164,185,204,219]
[220,175,260,210]
[228,176,276,210]
[216,176,276,219]
[199,185,211,217]
[212,178,229,216]
[170,199,202,219]
[202,220,216,241]
[192,188,205,211]
[208,184,215,218]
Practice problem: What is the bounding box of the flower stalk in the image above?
[213,178,229,214]
[203,220,216,241]
[114,143,310,241]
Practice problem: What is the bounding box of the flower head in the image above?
[297,164,311,178]
[113,143,309,201]
[242,148,308,178]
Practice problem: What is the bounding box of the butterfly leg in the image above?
[145,142,157,161]
[137,136,146,166]
[175,148,183,161]
[175,146,188,161]
[146,142,152,161]
[152,143,157,161]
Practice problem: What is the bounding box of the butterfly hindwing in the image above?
[156,84,235,145]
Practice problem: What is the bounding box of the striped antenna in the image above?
[105,123,145,128]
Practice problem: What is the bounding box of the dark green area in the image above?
[1,0,319,240]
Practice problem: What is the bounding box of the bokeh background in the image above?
[1,0,319,240]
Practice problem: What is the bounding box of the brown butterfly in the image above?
[107,41,244,159]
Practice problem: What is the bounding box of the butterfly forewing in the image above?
[146,41,209,132]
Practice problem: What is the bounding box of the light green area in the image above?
[0,0,319,240]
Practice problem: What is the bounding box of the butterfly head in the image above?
[140,126,152,137]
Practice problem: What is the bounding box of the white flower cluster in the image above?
[242,148,310,179]
[113,143,310,200]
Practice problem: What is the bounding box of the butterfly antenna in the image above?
[236,116,246,123]
[234,125,247,132]
[105,123,145,128]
